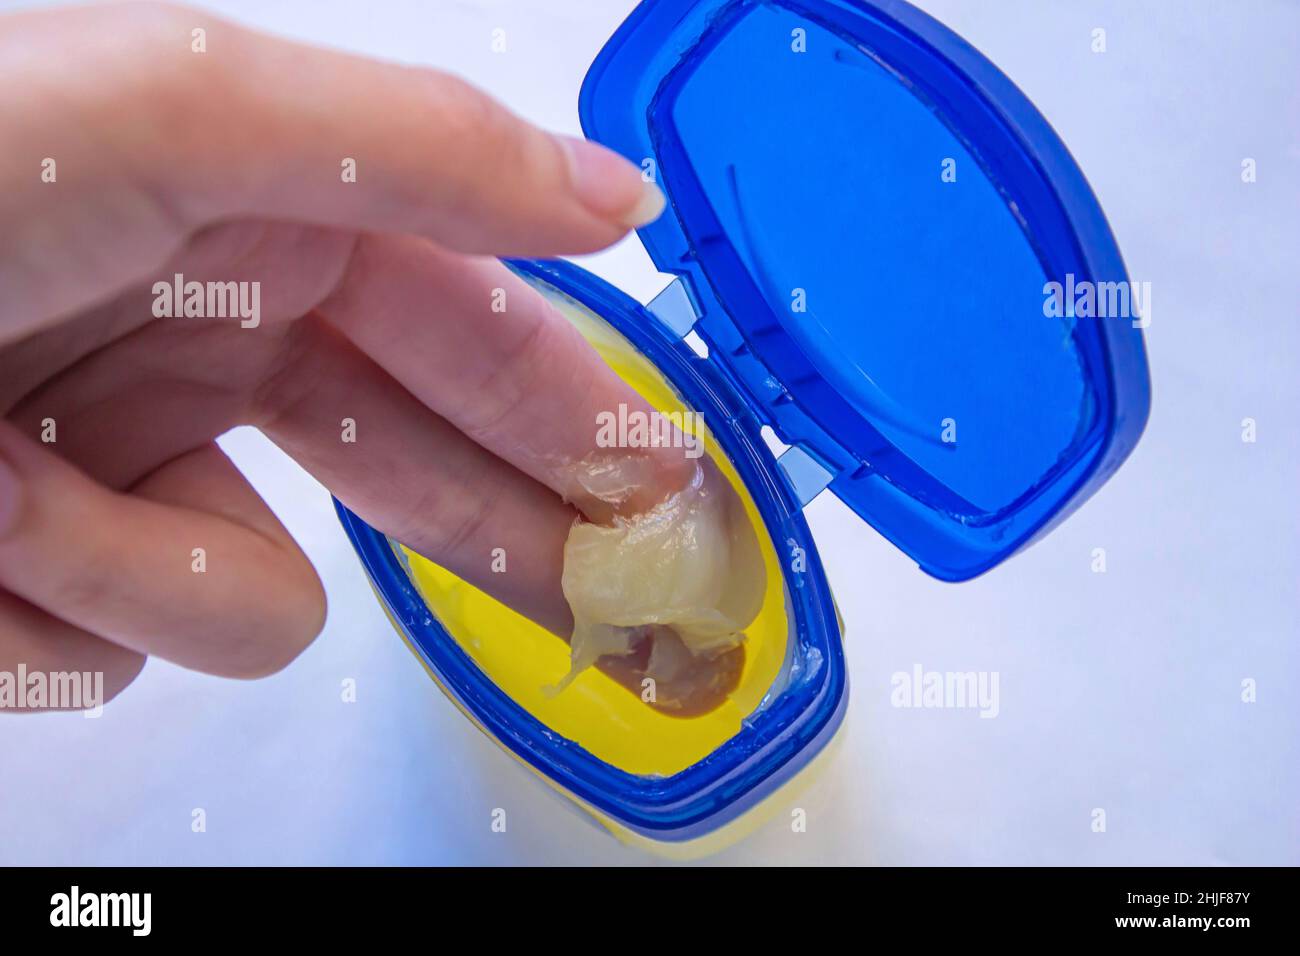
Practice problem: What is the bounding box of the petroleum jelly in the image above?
[555,452,766,703]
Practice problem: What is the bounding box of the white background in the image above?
[0,0,1296,865]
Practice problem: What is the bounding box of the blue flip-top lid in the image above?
[580,0,1150,581]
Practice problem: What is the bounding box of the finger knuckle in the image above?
[420,72,522,203]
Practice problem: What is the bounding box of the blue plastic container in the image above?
[337,0,1150,845]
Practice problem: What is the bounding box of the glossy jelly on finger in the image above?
[556,453,766,697]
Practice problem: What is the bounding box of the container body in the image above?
[334,257,847,842]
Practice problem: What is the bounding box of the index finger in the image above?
[1,1,662,335]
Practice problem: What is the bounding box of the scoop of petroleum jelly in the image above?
[553,458,766,691]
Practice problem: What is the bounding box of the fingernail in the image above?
[624,178,667,228]
[559,135,666,228]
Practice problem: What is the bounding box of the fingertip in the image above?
[101,647,148,706]
[557,135,666,229]
[224,550,327,680]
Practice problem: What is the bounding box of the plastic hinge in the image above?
[777,444,834,507]
[647,275,699,337]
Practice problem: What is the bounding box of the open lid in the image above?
[579,0,1151,582]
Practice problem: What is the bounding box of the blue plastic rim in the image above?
[335,258,848,841]
[580,0,1151,581]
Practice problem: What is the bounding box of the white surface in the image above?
[0,0,1296,865]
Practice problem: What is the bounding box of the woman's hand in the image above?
[0,2,720,709]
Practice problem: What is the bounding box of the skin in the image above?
[0,1,741,714]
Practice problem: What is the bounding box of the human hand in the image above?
[0,2,740,713]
